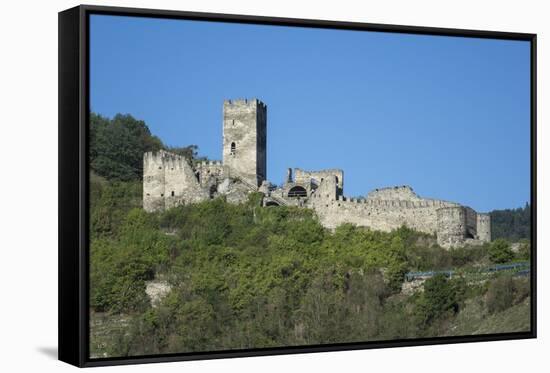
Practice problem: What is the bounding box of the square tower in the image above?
[222,99,267,187]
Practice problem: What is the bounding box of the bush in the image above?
[414,274,464,327]
[486,275,515,314]
[489,239,514,263]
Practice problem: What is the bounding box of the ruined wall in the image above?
[309,193,457,235]
[464,207,478,238]
[222,99,267,187]
[143,150,208,212]
[310,175,338,201]
[436,206,467,247]
[294,168,344,192]
[366,186,421,201]
[143,152,165,212]
[197,161,225,188]
[306,179,483,248]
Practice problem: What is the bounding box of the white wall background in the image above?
[0,0,547,371]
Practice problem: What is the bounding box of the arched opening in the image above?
[288,186,307,198]
[230,142,236,155]
[171,191,175,197]
[265,201,280,207]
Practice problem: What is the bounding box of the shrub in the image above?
[488,239,514,264]
[414,274,463,327]
[486,275,515,314]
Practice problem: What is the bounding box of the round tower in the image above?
[436,206,467,248]
[476,213,491,243]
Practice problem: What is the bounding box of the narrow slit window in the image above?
[230,142,236,155]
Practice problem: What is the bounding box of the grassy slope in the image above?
[449,296,530,336]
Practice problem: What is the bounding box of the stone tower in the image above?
[222,99,267,187]
[476,213,491,242]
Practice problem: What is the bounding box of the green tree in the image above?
[414,274,463,327]
[489,239,514,263]
[89,113,164,181]
[490,203,531,241]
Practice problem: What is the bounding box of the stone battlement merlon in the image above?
[372,185,414,192]
[224,98,266,108]
[198,160,223,167]
[294,167,343,173]
[333,195,461,210]
[144,150,187,162]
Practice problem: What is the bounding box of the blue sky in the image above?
[90,15,531,212]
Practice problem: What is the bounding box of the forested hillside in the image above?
[89,113,202,181]
[490,203,531,241]
[89,113,531,358]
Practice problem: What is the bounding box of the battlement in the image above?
[198,160,223,167]
[333,195,458,209]
[223,98,267,187]
[144,150,187,162]
[295,168,343,173]
[224,98,266,109]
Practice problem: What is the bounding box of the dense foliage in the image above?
[89,113,202,181]
[90,179,530,357]
[490,203,531,241]
[488,239,515,264]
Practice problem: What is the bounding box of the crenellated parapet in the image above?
[143,150,209,212]
[196,160,226,187]
[306,181,488,248]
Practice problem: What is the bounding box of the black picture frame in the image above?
[59,4,537,368]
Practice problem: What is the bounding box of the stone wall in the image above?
[309,192,457,235]
[436,206,467,247]
[366,185,421,201]
[305,178,490,248]
[294,168,344,191]
[196,160,226,187]
[143,151,208,212]
[143,151,166,212]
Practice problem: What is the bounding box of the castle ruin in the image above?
[143,98,491,248]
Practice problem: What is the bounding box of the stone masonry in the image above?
[143,99,491,248]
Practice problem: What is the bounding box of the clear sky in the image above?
[90,14,531,212]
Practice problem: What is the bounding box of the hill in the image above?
[88,113,531,358]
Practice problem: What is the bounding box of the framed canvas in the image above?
[58,4,537,367]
